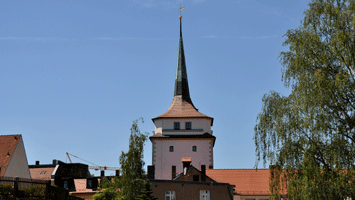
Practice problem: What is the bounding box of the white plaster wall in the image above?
[153,139,214,180]
[154,118,212,135]
[4,137,31,179]
[154,119,163,134]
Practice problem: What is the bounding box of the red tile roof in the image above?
[152,96,213,125]
[29,167,55,180]
[206,169,272,195]
[0,135,21,177]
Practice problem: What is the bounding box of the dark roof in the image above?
[148,178,232,186]
[149,132,216,146]
[174,17,192,105]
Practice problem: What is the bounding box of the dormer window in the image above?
[63,180,68,189]
[87,179,92,188]
[185,122,191,130]
[174,122,180,130]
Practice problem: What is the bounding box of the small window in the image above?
[192,146,197,152]
[87,179,92,188]
[185,122,191,130]
[200,190,210,200]
[63,180,68,189]
[40,171,46,175]
[193,175,199,182]
[165,191,176,200]
[174,122,180,130]
[169,146,174,152]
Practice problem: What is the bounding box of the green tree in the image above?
[254,0,355,199]
[117,118,156,200]
[92,177,120,200]
[93,118,156,200]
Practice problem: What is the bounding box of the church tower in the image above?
[150,14,215,180]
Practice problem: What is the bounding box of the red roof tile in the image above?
[0,135,21,177]
[29,167,55,180]
[153,96,213,125]
[206,169,272,195]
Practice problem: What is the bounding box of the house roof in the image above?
[206,169,274,195]
[29,167,56,180]
[0,135,21,177]
[152,96,213,123]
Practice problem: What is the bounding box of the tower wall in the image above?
[152,139,213,180]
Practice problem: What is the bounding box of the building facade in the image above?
[150,15,215,180]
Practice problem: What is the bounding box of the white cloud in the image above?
[0,37,70,41]
[199,35,218,39]
[91,37,173,41]
[239,35,277,39]
[191,0,206,4]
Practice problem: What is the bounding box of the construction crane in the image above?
[66,152,120,171]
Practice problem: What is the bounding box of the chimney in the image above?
[148,165,155,179]
[182,157,191,169]
[172,166,176,180]
[115,170,120,177]
[53,159,57,165]
[36,161,40,165]
[100,170,104,177]
[201,165,206,182]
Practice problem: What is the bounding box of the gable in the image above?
[4,136,31,179]
[0,135,22,177]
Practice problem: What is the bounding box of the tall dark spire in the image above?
[174,16,193,105]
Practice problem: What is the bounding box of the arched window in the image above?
[192,146,197,152]
[169,146,174,152]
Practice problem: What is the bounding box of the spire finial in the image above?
[178,5,185,19]
[178,5,185,37]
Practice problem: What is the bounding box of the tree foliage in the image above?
[92,177,120,200]
[93,119,156,200]
[254,0,355,199]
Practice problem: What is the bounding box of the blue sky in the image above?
[1,0,310,176]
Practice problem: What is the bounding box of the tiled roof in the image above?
[29,167,55,180]
[206,169,273,195]
[0,135,21,177]
[152,96,213,124]
[70,179,99,194]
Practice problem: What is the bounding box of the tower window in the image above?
[192,146,197,152]
[169,146,174,152]
[185,122,191,130]
[174,122,180,130]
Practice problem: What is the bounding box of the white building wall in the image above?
[152,139,213,180]
[4,137,31,179]
[154,118,212,135]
